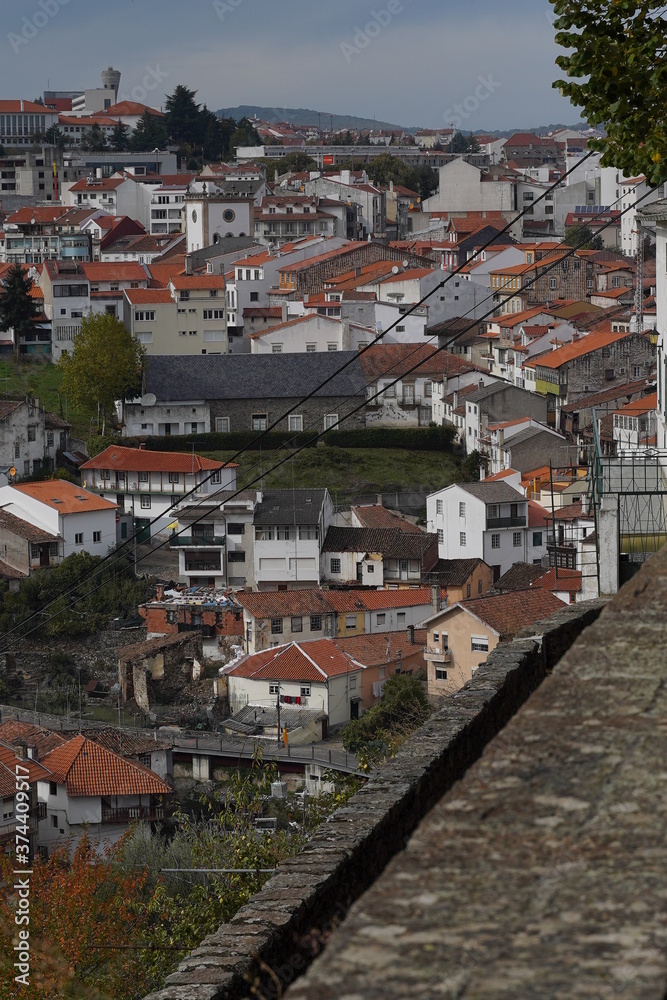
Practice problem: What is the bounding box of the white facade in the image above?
[226,664,362,729]
[0,484,117,558]
[427,483,530,579]
[185,195,254,252]
[122,399,210,438]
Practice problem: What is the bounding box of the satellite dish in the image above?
[391,265,400,274]
[141,393,157,407]
[402,260,410,268]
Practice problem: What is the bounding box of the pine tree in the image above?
[80,123,107,152]
[129,111,169,152]
[0,264,39,356]
[110,120,130,152]
[164,84,203,146]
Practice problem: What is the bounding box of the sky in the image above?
[2,0,582,131]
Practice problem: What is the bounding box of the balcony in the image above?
[486,516,526,529]
[169,535,225,548]
[102,804,165,824]
[424,647,452,662]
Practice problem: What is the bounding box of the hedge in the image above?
[323,425,456,451]
[89,425,456,456]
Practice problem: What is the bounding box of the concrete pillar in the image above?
[599,494,619,595]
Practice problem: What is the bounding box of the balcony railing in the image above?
[486,516,526,529]
[424,647,452,661]
[169,535,225,547]
[102,804,165,824]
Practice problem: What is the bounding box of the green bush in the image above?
[143,430,319,453]
[324,425,456,451]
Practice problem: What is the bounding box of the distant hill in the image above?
[216,106,407,132]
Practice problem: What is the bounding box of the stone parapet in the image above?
[144,599,604,1000]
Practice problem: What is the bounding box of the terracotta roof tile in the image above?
[351,505,423,532]
[81,445,235,474]
[0,721,66,758]
[12,480,117,515]
[40,734,171,797]
[226,639,362,682]
[457,589,565,638]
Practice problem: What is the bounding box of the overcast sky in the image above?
[3,0,581,131]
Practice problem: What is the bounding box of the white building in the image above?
[123,273,228,356]
[223,639,365,729]
[80,445,236,541]
[427,481,531,580]
[37,734,170,858]
[612,391,658,454]
[253,489,335,592]
[0,480,117,558]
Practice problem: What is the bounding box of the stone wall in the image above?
[144,598,604,1000]
[208,395,366,436]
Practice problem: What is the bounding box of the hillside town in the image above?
[0,12,666,995]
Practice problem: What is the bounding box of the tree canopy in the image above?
[563,222,604,251]
[551,0,667,183]
[129,110,169,152]
[0,263,39,354]
[58,313,144,430]
[341,673,430,767]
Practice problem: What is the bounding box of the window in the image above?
[466,584,471,598]
[168,472,180,484]
[23,460,29,475]
[139,471,149,483]
[327,343,338,352]
[310,614,322,631]
[435,668,448,680]
[345,614,356,629]
[471,636,489,652]
[424,381,432,397]
[269,683,280,695]
[488,504,498,519]
[367,563,374,573]
[27,426,36,442]
[633,365,641,379]
[478,578,483,593]
[330,558,341,574]
[300,684,311,698]
[49,781,57,796]
[491,533,500,549]
[397,612,406,625]
[271,618,283,635]
[252,413,268,431]
[436,499,443,514]
[291,616,303,633]
[324,414,338,430]
[215,417,230,433]
[51,814,58,828]
[306,344,317,352]
[513,531,522,547]
[288,415,303,432]
[437,529,444,543]
[141,495,151,509]
[228,551,245,562]
[75,532,83,545]
[459,502,466,517]
[533,531,543,546]
[93,531,101,544]
[460,532,466,547]
[272,344,283,354]
[349,675,357,689]
[376,613,386,625]
[210,471,222,485]
[433,632,440,643]
[227,523,245,535]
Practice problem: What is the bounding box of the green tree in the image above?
[563,222,604,251]
[0,263,39,357]
[229,116,261,151]
[129,111,169,152]
[341,674,430,767]
[273,151,318,176]
[164,84,203,146]
[58,313,144,432]
[109,120,130,152]
[551,0,667,183]
[42,124,66,148]
[449,131,470,154]
[80,123,107,152]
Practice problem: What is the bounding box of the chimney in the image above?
[156,583,165,602]
[184,254,193,276]
[581,494,590,516]
[341,318,351,351]
[27,745,38,761]
[407,625,415,645]
[15,741,26,760]
[431,584,441,611]
[281,302,288,322]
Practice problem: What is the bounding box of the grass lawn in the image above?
[201,445,462,505]
[0,357,90,438]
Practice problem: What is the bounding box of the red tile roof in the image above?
[0,721,66,757]
[40,734,171,797]
[359,344,474,381]
[332,629,427,665]
[170,275,226,290]
[227,639,363,682]
[523,331,632,370]
[81,262,148,282]
[235,589,335,619]
[531,568,582,594]
[124,287,173,305]
[324,588,435,613]
[351,505,423,532]
[81,445,235,474]
[0,744,51,797]
[456,589,565,638]
[104,101,164,117]
[7,206,70,226]
[12,480,117,515]
[613,391,657,416]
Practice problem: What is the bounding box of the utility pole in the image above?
[276,685,281,746]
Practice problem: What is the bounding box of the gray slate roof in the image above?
[458,481,526,504]
[144,352,367,402]
[322,526,437,559]
[253,489,328,526]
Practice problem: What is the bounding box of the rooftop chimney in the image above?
[407,625,415,645]
[156,583,165,602]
